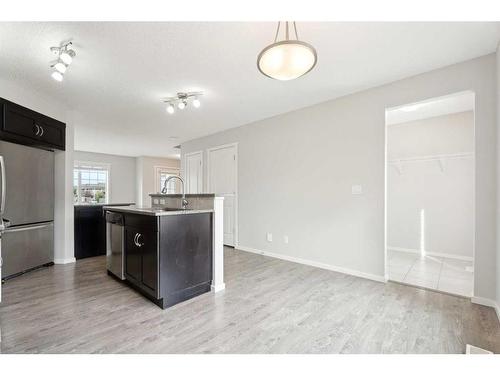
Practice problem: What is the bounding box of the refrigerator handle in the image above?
[0,155,5,217]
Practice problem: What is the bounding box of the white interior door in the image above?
[185,152,203,194]
[208,144,237,247]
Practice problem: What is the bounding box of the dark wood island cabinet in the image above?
[111,209,213,309]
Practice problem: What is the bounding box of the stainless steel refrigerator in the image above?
[0,140,54,280]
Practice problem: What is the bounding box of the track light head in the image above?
[50,41,76,82]
[54,62,67,73]
[51,71,64,82]
[60,49,76,65]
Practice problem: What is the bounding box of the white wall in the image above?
[387,112,474,259]
[73,150,136,204]
[496,43,500,313]
[0,76,75,264]
[182,54,497,300]
[136,156,180,206]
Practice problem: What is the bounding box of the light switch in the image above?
[267,233,273,242]
[351,185,363,195]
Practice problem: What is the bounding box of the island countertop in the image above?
[103,205,213,216]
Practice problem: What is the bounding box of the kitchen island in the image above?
[104,194,225,309]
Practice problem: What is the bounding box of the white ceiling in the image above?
[0,22,498,158]
[386,91,475,125]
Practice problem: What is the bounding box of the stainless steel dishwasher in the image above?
[105,211,125,280]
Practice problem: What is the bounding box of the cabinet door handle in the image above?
[136,233,144,247]
[34,124,40,136]
[133,233,139,246]
[39,126,44,137]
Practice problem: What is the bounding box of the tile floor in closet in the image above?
[387,249,473,297]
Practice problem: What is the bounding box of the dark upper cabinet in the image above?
[0,98,66,151]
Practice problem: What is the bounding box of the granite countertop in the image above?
[103,205,213,216]
[149,193,216,198]
[75,202,134,207]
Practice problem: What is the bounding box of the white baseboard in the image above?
[211,283,226,292]
[236,245,386,283]
[471,296,500,323]
[387,246,473,262]
[54,257,76,265]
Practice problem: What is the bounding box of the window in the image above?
[154,166,180,194]
[74,162,110,204]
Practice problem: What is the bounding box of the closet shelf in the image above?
[388,152,473,174]
[388,152,473,164]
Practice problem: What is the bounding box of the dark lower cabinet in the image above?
[74,205,106,259]
[75,203,133,260]
[124,226,143,283]
[124,224,158,298]
[120,211,212,309]
[159,214,212,306]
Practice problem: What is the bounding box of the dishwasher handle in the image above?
[105,211,124,226]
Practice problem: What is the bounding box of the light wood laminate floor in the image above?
[0,247,499,354]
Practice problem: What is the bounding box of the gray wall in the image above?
[73,150,136,204]
[182,54,497,300]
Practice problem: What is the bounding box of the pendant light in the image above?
[257,22,317,81]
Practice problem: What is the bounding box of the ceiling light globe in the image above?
[192,98,201,108]
[60,50,74,65]
[166,104,175,114]
[54,62,67,74]
[51,71,64,82]
[257,41,317,81]
[178,101,186,110]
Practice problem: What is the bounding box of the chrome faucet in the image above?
[162,175,188,209]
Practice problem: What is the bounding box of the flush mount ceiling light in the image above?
[257,21,317,81]
[49,41,77,82]
[162,92,203,115]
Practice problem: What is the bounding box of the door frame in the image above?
[383,90,476,296]
[184,150,204,194]
[206,142,238,247]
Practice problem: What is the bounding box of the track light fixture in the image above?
[50,41,76,82]
[162,92,203,115]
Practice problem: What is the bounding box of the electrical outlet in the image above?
[266,233,273,242]
[283,235,289,244]
[351,185,363,195]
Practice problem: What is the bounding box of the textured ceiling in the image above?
[0,22,498,157]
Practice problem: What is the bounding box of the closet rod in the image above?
[387,152,473,164]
